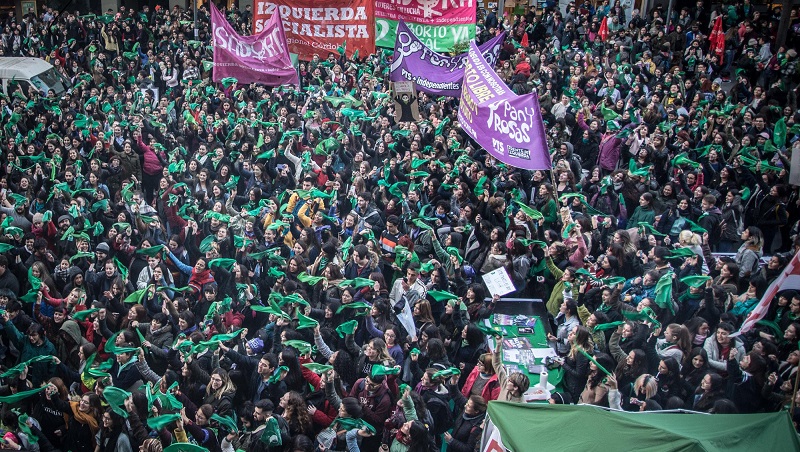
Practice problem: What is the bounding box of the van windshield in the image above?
[30,68,69,95]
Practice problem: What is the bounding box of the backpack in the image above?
[424,391,454,435]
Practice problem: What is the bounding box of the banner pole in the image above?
[791,363,800,413]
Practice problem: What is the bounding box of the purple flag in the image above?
[458,41,551,171]
[211,3,298,87]
[390,21,505,98]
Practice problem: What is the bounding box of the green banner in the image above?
[375,19,476,53]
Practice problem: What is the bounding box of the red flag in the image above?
[521,32,529,48]
[598,17,609,42]
[709,16,725,60]
[736,250,800,335]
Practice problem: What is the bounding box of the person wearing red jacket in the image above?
[349,373,392,450]
[460,353,500,402]
[298,356,338,432]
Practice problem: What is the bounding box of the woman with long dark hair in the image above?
[202,367,236,418]
[382,388,434,452]
[681,347,710,395]
[43,388,102,452]
[278,390,314,438]
[96,408,132,452]
[580,352,615,406]
[613,349,647,410]
[691,373,726,412]
[653,357,686,406]
[449,324,486,380]
[279,347,307,395]
[559,325,593,403]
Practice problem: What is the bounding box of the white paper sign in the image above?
[483,267,515,297]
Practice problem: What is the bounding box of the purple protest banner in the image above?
[211,3,298,86]
[458,41,551,171]
[390,21,505,98]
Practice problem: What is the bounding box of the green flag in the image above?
[147,413,182,430]
[297,272,326,286]
[432,367,461,379]
[303,363,333,374]
[283,340,313,355]
[296,312,319,330]
[0,356,55,378]
[0,387,46,404]
[592,321,626,332]
[680,275,711,288]
[654,273,675,315]
[123,286,153,304]
[103,386,131,418]
[336,319,359,337]
[335,301,371,314]
[371,365,401,378]
[260,417,283,447]
[210,413,238,433]
[774,117,787,149]
[513,201,544,220]
[72,308,100,322]
[427,290,459,302]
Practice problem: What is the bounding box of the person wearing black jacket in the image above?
[444,385,486,452]
[698,194,723,250]
[109,343,145,391]
[727,348,772,413]
[220,343,286,406]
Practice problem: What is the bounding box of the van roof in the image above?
[0,58,53,80]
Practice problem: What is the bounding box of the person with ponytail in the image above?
[655,324,692,366]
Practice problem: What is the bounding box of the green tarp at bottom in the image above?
[486,401,800,452]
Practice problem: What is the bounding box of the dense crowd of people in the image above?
[0,1,797,451]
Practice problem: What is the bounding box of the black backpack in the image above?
[424,391,453,435]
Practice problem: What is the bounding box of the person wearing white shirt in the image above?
[389,263,427,341]
[551,94,570,121]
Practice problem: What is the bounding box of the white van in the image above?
[0,57,72,98]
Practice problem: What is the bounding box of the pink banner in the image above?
[212,4,299,87]
[374,0,475,25]
[458,41,551,171]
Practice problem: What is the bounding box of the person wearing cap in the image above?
[94,241,111,263]
[246,337,265,356]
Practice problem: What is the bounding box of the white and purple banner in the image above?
[212,3,299,87]
[390,21,504,98]
[457,41,551,171]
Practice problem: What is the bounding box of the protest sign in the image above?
[212,3,298,86]
[253,0,375,60]
[483,267,515,297]
[375,0,476,52]
[458,41,551,171]
[392,81,420,122]
[390,21,504,97]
